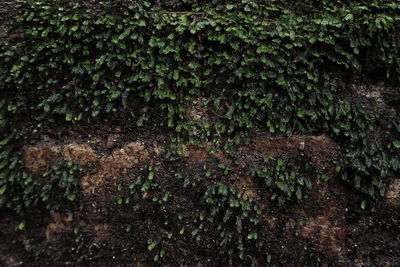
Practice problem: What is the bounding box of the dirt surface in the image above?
[0,1,16,41]
[2,83,400,265]
[1,120,400,266]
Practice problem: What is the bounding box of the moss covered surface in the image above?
[0,0,399,265]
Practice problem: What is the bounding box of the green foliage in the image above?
[0,1,399,265]
[250,155,329,201]
[0,0,399,210]
[41,160,82,205]
[2,0,399,124]
[338,138,399,198]
[147,237,167,262]
[115,166,161,207]
[200,183,263,263]
[0,155,82,213]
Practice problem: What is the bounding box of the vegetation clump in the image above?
[0,0,399,265]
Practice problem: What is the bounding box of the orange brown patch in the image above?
[63,143,98,166]
[23,145,59,174]
[81,142,150,194]
[93,224,111,243]
[44,212,70,243]
[299,216,346,259]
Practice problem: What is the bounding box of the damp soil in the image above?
[0,1,16,41]
[1,116,400,266]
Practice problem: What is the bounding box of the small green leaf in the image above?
[296,187,302,200]
[361,200,367,210]
[148,171,154,180]
[0,185,6,195]
[218,183,228,196]
[66,194,76,201]
[17,222,25,231]
[71,25,79,32]
[66,112,73,121]
[191,229,199,237]
[393,140,400,148]
[93,73,100,84]
[147,241,157,251]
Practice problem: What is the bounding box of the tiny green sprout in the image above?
[160,249,166,258]
[148,171,155,180]
[17,222,25,231]
[224,168,229,175]
[135,176,142,185]
[191,229,199,237]
[218,183,228,196]
[267,254,272,263]
[136,114,148,127]
[361,200,367,210]
[179,228,185,235]
[141,181,150,192]
[335,165,341,172]
[153,254,159,262]
[218,163,226,169]
[247,232,258,240]
[66,194,76,201]
[147,240,157,251]
[162,192,170,202]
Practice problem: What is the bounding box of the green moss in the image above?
[0,0,399,213]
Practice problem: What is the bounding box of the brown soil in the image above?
[81,141,150,194]
[23,145,59,174]
[44,212,71,243]
[63,144,98,167]
[0,1,16,41]
[2,122,399,266]
[386,179,400,207]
